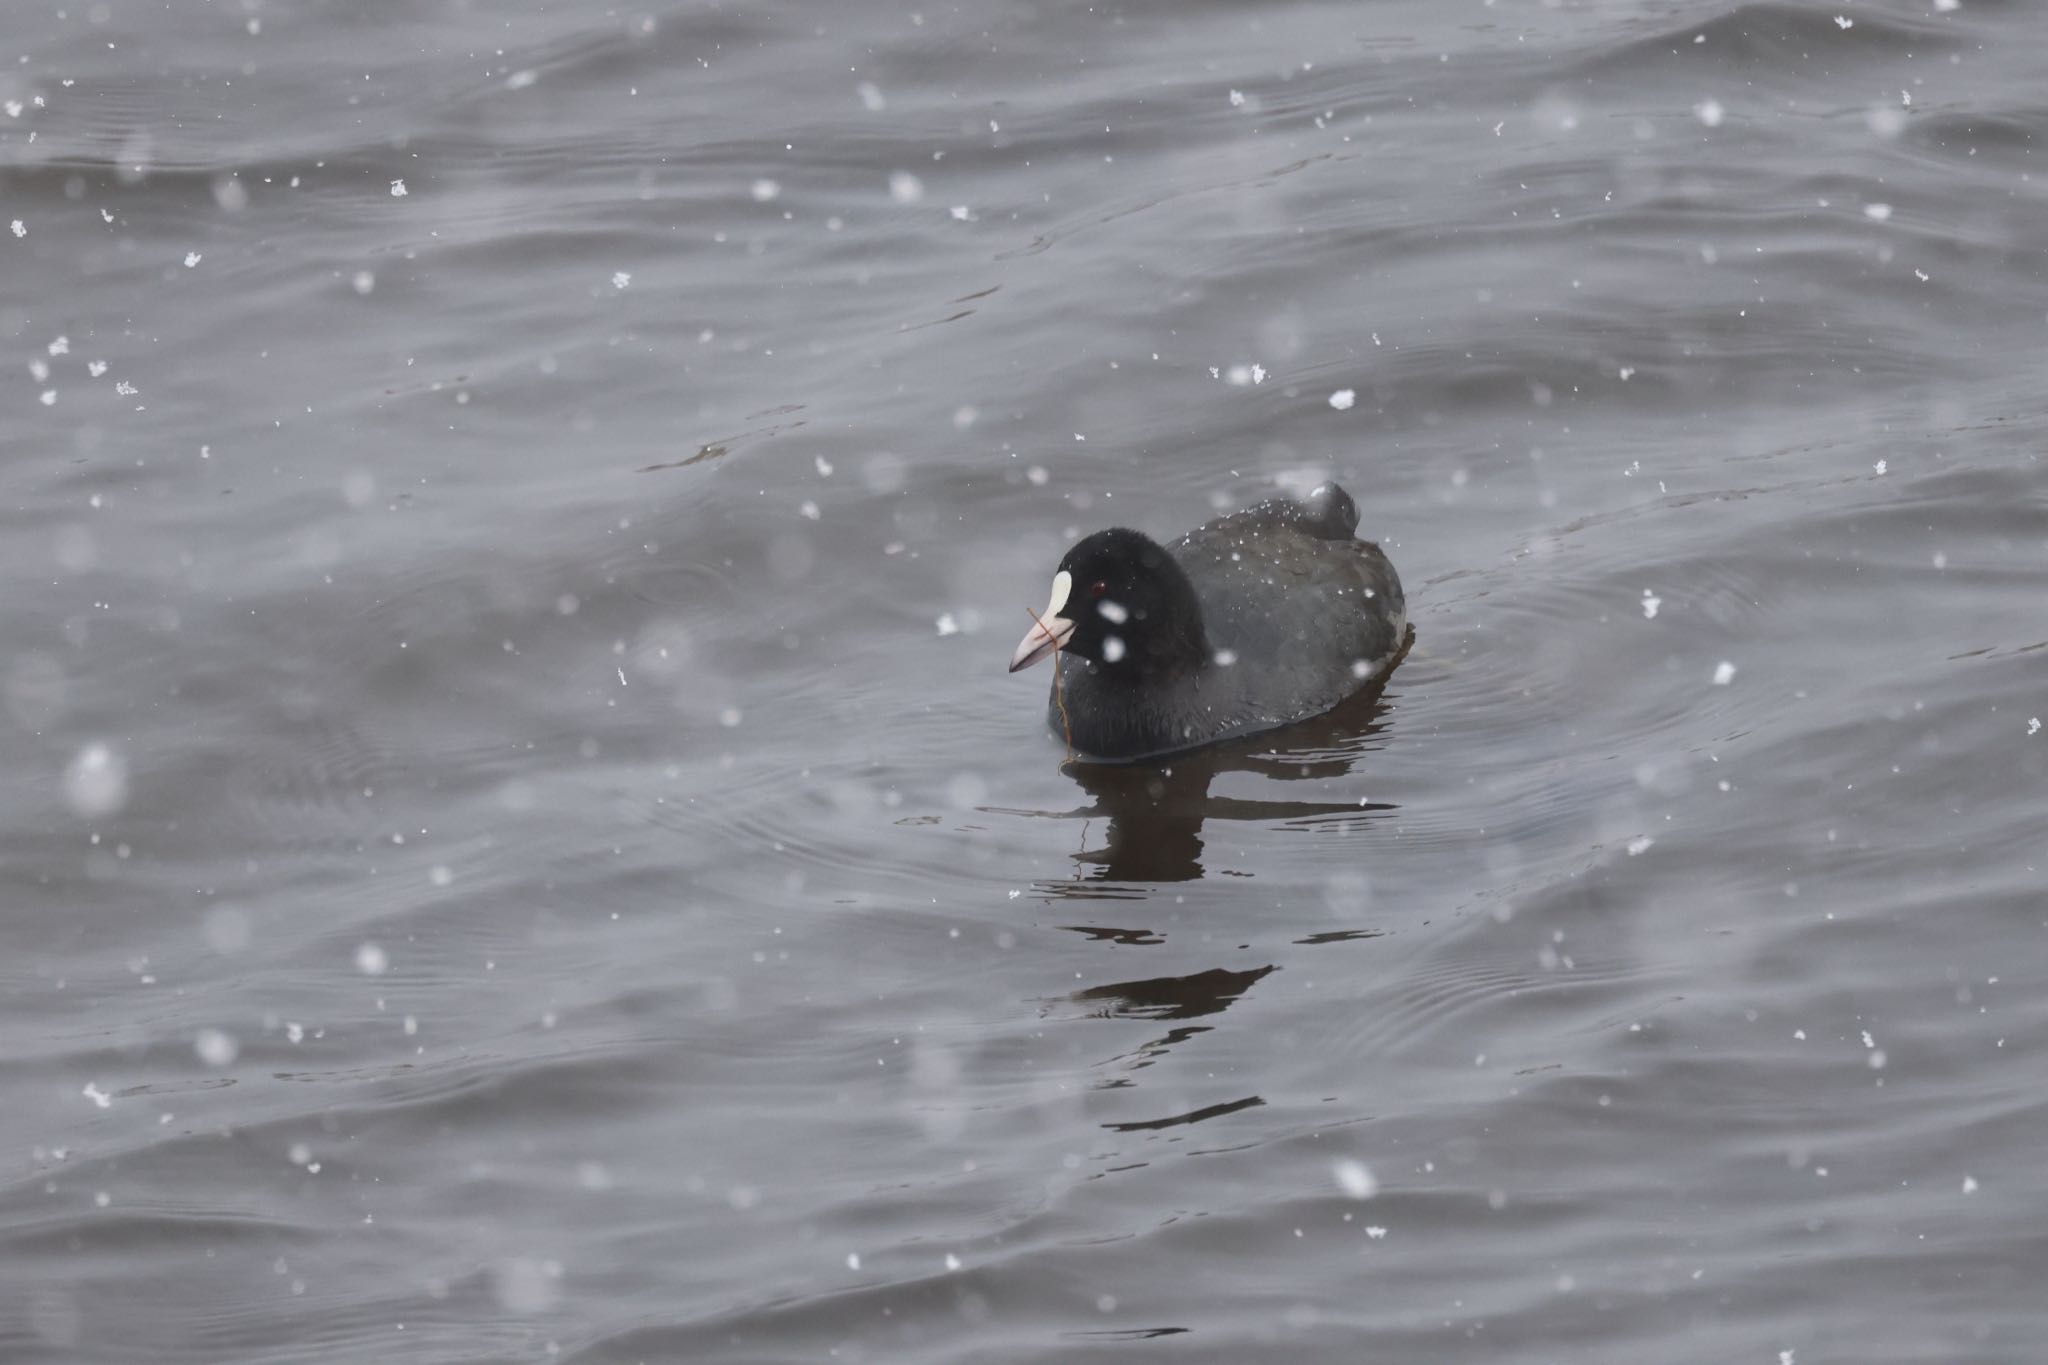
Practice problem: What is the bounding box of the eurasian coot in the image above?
[1009,483,1406,761]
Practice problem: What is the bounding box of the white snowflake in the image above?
[1333,1160,1377,1199]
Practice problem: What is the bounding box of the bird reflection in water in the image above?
[999,681,1405,1124]
[1011,680,1402,894]
[1055,965,1276,1096]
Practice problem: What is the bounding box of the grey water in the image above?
[3,1,2045,1361]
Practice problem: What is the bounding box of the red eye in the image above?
[1089,581,1108,598]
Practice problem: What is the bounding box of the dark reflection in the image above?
[1013,678,1405,1123]
[1063,1328,1192,1342]
[1059,924,1165,946]
[993,675,1403,894]
[1108,1024,1212,1076]
[1064,965,1275,1088]
[1069,965,1276,1021]
[1103,1095,1266,1132]
[1293,928,1386,946]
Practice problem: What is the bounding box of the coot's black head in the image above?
[1009,527,1208,679]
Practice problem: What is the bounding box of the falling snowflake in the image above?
[611,271,631,290]
[1333,1160,1377,1199]
[194,1028,239,1066]
[1864,202,1893,221]
[389,179,408,197]
[184,252,202,267]
[9,219,23,238]
[1712,661,1737,686]
[1694,99,1725,128]
[1328,388,1356,411]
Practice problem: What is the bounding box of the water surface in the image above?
[3,1,2045,1361]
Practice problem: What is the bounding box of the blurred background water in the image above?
[3,1,2045,1361]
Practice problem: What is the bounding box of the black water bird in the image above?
[1009,483,1406,761]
